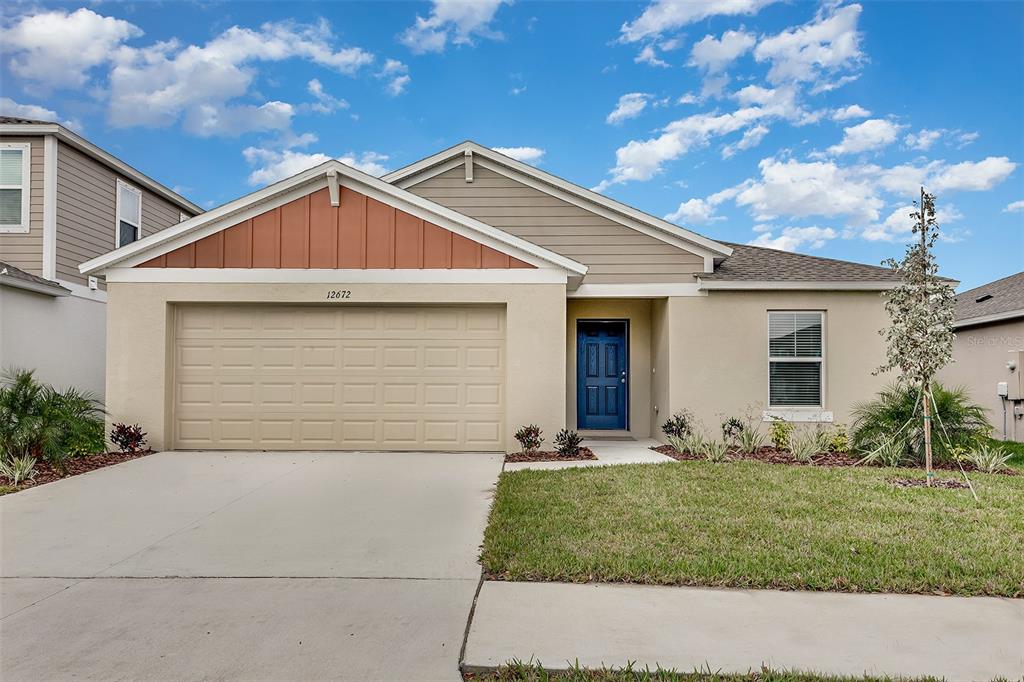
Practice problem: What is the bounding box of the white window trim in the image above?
[767,310,826,410]
[0,142,32,234]
[115,179,142,248]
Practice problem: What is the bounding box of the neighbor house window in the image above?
[0,143,31,233]
[116,179,142,247]
[768,311,824,407]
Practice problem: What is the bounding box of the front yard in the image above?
[481,460,1024,597]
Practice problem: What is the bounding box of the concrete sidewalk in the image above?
[464,581,1024,681]
[504,438,673,471]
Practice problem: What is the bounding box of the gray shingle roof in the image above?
[0,261,70,296]
[701,242,902,282]
[0,115,53,125]
[954,272,1024,324]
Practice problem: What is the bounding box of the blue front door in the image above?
[577,321,628,430]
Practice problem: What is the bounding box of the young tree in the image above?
[877,188,956,484]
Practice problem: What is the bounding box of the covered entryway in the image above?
[172,304,506,451]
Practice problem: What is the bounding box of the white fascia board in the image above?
[697,279,899,291]
[953,309,1024,329]
[0,275,69,297]
[81,160,588,276]
[384,141,733,259]
[569,283,706,298]
[0,123,201,214]
[104,267,569,284]
[42,135,58,279]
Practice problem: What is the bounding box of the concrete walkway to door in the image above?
[1,450,503,681]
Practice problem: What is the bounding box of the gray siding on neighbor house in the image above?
[0,136,45,276]
[55,143,192,286]
[406,165,705,283]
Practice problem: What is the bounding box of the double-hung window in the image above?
[768,311,824,407]
[116,179,142,247]
[0,143,31,233]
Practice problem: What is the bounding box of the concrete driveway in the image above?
[1,451,503,681]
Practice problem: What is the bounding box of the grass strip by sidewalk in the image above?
[481,461,1024,597]
[466,660,945,681]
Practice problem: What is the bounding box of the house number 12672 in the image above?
[326,290,351,299]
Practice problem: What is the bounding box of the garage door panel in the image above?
[173,305,505,451]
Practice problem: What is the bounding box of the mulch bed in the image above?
[651,444,1016,475]
[1,450,154,492]
[889,476,971,490]
[505,447,597,463]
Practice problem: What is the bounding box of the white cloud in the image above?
[400,0,510,54]
[620,0,777,43]
[734,156,883,224]
[903,128,943,151]
[722,124,769,158]
[491,146,545,163]
[379,59,411,96]
[185,101,294,138]
[858,203,963,242]
[957,131,980,148]
[749,226,837,251]
[0,97,81,130]
[635,44,670,67]
[930,156,1017,192]
[664,198,724,225]
[606,92,651,125]
[753,4,863,86]
[306,79,349,113]
[106,19,374,133]
[0,8,141,89]
[243,146,389,186]
[689,30,756,73]
[831,104,870,121]
[1003,200,1024,213]
[826,118,903,155]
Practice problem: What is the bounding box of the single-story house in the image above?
[80,142,901,452]
[0,116,200,396]
[940,272,1024,442]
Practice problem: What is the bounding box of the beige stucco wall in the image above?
[566,298,652,438]
[939,318,1024,441]
[105,281,567,451]
[657,290,891,440]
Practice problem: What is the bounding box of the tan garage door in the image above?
[172,304,505,451]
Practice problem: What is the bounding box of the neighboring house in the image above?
[940,272,1024,442]
[0,117,200,396]
[81,141,902,452]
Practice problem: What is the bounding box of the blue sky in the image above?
[1,0,1021,289]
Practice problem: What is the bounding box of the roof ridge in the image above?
[720,240,896,274]
[955,271,1024,299]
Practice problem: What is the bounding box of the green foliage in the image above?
[0,368,106,474]
[964,443,1012,474]
[851,383,990,465]
[737,425,766,454]
[769,418,794,450]
[828,424,850,452]
[721,417,744,445]
[789,431,819,463]
[661,410,694,440]
[669,431,705,456]
[857,436,910,468]
[0,455,36,486]
[514,424,543,454]
[701,439,729,463]
[553,429,583,458]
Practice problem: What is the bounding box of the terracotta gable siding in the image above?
[138,187,534,269]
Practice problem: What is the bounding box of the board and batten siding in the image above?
[0,136,45,276]
[56,143,192,286]
[405,165,705,284]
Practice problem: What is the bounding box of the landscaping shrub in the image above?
[789,431,819,463]
[701,439,729,463]
[514,424,543,454]
[851,383,990,465]
[828,424,850,452]
[110,423,148,454]
[963,443,1012,474]
[857,436,909,468]
[721,417,743,445]
[768,418,794,450]
[0,368,105,474]
[553,429,583,457]
[661,409,694,440]
[737,425,765,454]
[0,455,36,486]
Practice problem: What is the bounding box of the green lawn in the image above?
[468,661,943,682]
[481,461,1024,597]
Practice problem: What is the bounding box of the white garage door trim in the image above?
[172,304,506,451]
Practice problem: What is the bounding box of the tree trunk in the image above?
[923,385,933,486]
[919,187,933,487]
